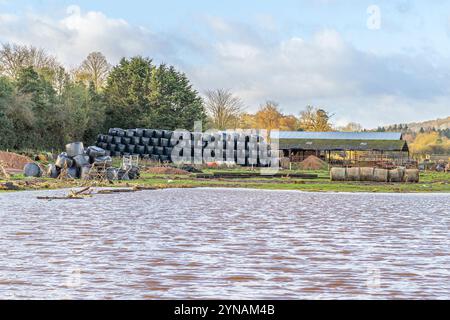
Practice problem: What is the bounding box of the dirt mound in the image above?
[298,155,328,170]
[0,151,34,171]
[145,166,191,175]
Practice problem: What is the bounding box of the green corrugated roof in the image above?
[279,139,409,152]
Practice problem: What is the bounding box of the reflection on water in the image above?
[0,188,449,299]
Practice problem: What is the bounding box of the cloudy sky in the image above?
[0,0,449,128]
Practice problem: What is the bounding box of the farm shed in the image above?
[271,131,410,167]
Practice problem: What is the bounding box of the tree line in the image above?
[0,43,205,151]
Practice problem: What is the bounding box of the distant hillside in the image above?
[406,116,450,132]
[378,116,450,132]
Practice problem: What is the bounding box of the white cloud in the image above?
[0,5,172,68]
[0,6,448,128]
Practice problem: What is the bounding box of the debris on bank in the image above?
[24,142,140,181]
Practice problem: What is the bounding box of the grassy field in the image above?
[1,168,449,193]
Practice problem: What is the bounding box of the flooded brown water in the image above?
[0,188,449,299]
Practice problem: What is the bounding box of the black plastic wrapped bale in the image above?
[163,130,173,140]
[87,146,106,159]
[141,154,150,160]
[125,129,136,137]
[164,147,173,156]
[112,136,121,144]
[154,130,163,139]
[128,166,140,180]
[55,153,73,168]
[135,128,145,137]
[122,152,130,156]
[99,142,108,149]
[135,145,145,155]
[97,134,104,143]
[145,145,154,154]
[108,128,117,135]
[106,167,118,181]
[80,166,91,180]
[108,144,116,152]
[116,144,126,153]
[66,142,84,157]
[112,151,122,157]
[115,129,125,137]
[104,150,111,157]
[151,155,160,161]
[154,146,164,155]
[73,155,90,168]
[160,138,169,147]
[127,144,136,153]
[67,166,79,179]
[151,138,160,146]
[159,155,169,162]
[46,164,60,178]
[118,169,130,181]
[106,135,113,144]
[24,163,42,177]
[141,137,150,145]
[144,129,154,138]
[94,156,113,167]
[130,136,140,145]
[121,137,131,145]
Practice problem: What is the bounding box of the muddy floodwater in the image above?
[0,188,449,299]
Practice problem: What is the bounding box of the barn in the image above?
[271,131,410,167]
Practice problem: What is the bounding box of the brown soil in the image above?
[145,166,191,175]
[0,151,34,171]
[298,155,328,170]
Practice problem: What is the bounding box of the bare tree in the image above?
[204,89,245,130]
[0,43,60,79]
[75,52,111,91]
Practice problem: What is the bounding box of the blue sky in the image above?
[1,0,449,127]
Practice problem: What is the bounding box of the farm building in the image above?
[271,131,410,167]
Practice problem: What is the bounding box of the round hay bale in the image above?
[24,163,42,177]
[388,168,403,182]
[80,166,91,180]
[373,168,388,182]
[135,128,145,137]
[66,142,84,157]
[143,129,153,138]
[46,164,60,178]
[67,166,79,179]
[346,167,360,181]
[151,138,160,146]
[330,167,346,181]
[135,145,145,155]
[55,153,73,169]
[141,137,150,145]
[360,167,375,181]
[87,146,106,159]
[73,155,90,168]
[121,137,131,145]
[403,169,419,183]
[125,129,136,137]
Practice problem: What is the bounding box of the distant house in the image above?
[270,131,409,166]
